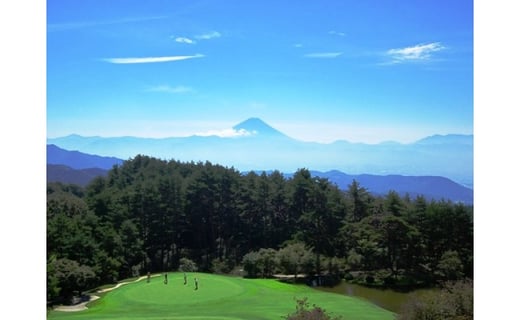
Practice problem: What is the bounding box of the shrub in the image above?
[398,279,473,320]
[346,249,363,270]
[211,258,233,274]
[178,257,198,272]
[242,251,261,278]
[47,257,96,304]
[258,248,278,278]
[435,250,464,281]
[285,297,342,320]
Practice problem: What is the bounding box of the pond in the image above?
[316,280,437,314]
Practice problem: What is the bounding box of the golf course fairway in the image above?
[47,272,396,320]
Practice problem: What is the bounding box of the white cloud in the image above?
[48,16,167,32]
[169,31,221,45]
[175,37,196,44]
[328,30,346,37]
[146,85,194,94]
[103,54,204,64]
[195,31,221,40]
[195,128,256,138]
[293,43,303,48]
[386,42,445,63]
[304,52,343,58]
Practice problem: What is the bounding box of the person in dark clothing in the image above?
[164,273,168,284]
[194,277,198,290]
[147,272,151,283]
[183,273,187,285]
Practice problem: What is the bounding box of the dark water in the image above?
[316,281,437,314]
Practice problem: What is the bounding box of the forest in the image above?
[47,155,473,303]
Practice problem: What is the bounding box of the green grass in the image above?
[47,272,396,320]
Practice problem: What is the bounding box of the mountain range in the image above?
[47,118,473,203]
[47,144,123,170]
[46,120,474,204]
[47,164,110,187]
[309,171,472,204]
[47,118,473,188]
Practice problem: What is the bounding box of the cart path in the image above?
[53,274,160,312]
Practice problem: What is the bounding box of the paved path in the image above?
[53,274,158,312]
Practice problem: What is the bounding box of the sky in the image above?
[46,0,474,144]
[3,2,520,318]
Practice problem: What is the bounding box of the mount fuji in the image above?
[232,117,290,138]
[47,117,473,188]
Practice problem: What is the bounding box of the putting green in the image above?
[47,273,396,320]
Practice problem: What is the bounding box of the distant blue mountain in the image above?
[233,117,289,138]
[47,117,473,188]
[47,144,123,170]
[47,164,109,186]
[414,134,473,145]
[309,170,473,204]
[47,144,472,203]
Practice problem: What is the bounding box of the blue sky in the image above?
[5,3,520,317]
[46,0,473,144]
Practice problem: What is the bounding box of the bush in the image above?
[47,257,96,305]
[323,256,347,277]
[346,249,363,270]
[285,297,342,320]
[211,258,233,274]
[258,248,278,278]
[178,257,198,272]
[398,279,473,320]
[242,251,261,278]
[435,250,464,281]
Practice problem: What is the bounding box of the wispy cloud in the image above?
[195,31,221,40]
[304,52,343,58]
[196,128,255,138]
[328,30,346,37]
[386,42,445,63]
[48,16,167,32]
[103,54,204,64]
[146,85,194,94]
[293,43,303,48]
[171,31,221,45]
[174,37,196,44]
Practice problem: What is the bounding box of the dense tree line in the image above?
[47,155,473,303]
